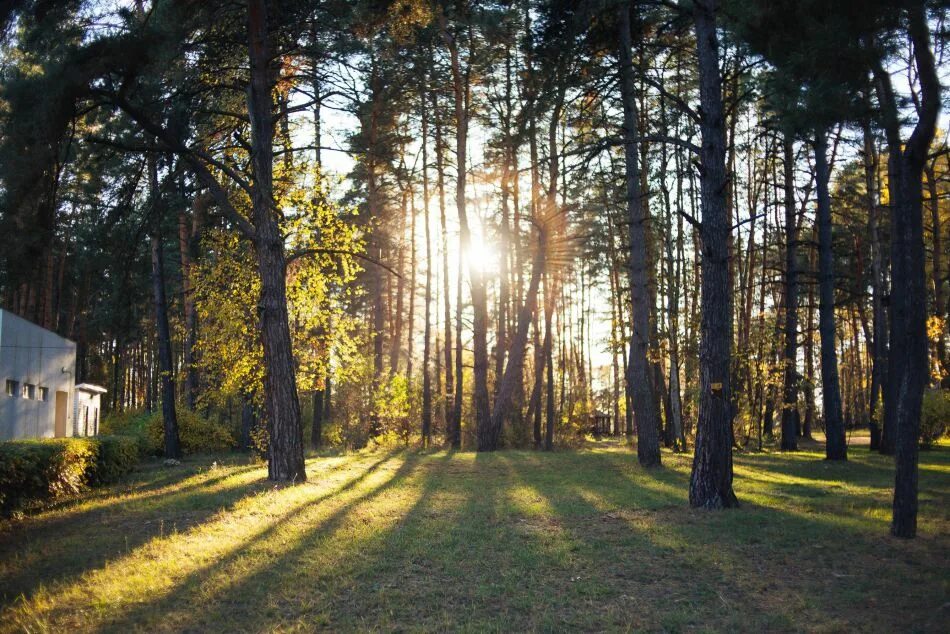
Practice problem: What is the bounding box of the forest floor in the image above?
[1,437,948,633]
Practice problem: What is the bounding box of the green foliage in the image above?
[920,389,950,448]
[92,435,143,484]
[193,170,364,413]
[0,435,142,516]
[145,409,236,455]
[375,374,413,444]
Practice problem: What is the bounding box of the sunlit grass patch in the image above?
[0,441,947,632]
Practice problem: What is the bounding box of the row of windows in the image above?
[5,379,49,402]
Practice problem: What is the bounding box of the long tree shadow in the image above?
[559,449,949,632]
[0,450,399,624]
[89,450,420,633]
[0,463,269,606]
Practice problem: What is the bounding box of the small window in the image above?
[38,387,48,402]
[22,384,35,400]
[5,380,18,397]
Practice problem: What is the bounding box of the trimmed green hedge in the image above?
[0,435,142,517]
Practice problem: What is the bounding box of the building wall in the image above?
[0,310,76,440]
[74,391,102,437]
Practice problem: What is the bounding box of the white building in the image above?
[0,309,106,441]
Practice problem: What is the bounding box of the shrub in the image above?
[146,408,235,455]
[92,435,142,484]
[0,438,96,516]
[0,434,149,517]
[920,389,950,448]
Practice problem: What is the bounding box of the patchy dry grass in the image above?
[0,439,947,632]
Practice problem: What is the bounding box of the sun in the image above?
[464,234,499,275]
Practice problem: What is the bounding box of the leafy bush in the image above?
[920,389,950,448]
[0,436,141,517]
[146,408,236,455]
[92,435,142,484]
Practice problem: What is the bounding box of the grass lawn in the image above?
[1,438,948,632]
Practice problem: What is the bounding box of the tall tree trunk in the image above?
[151,234,180,459]
[875,4,940,538]
[813,130,846,460]
[618,3,661,467]
[865,121,887,452]
[441,19,492,449]
[543,268,555,451]
[688,0,738,509]
[780,136,801,451]
[248,0,305,482]
[421,76,433,448]
[432,86,454,441]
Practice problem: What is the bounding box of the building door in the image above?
[54,391,68,438]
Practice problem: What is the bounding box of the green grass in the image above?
[0,439,947,632]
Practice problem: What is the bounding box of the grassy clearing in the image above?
[0,439,947,632]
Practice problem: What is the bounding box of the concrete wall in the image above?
[0,310,76,440]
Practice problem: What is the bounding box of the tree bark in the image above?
[618,3,661,467]
[248,0,305,482]
[688,0,738,509]
[780,136,801,451]
[151,231,180,459]
[876,3,940,538]
[813,130,846,460]
[441,17,492,450]
[421,75,433,448]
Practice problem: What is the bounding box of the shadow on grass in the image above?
[3,446,948,632]
[0,451,398,608]
[93,450,420,632]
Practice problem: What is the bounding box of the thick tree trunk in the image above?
[875,4,939,538]
[618,3,661,467]
[814,131,846,460]
[248,0,305,482]
[688,0,738,509]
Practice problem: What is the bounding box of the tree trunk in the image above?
[489,231,546,448]
[248,0,305,482]
[421,76,433,448]
[544,268,555,451]
[813,131,846,460]
[241,393,255,452]
[618,3,661,467]
[780,136,801,451]
[441,19,492,449]
[864,121,886,452]
[688,0,738,509]
[311,389,324,449]
[876,4,940,538]
[151,232,180,459]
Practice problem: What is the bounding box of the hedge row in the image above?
[0,435,142,516]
